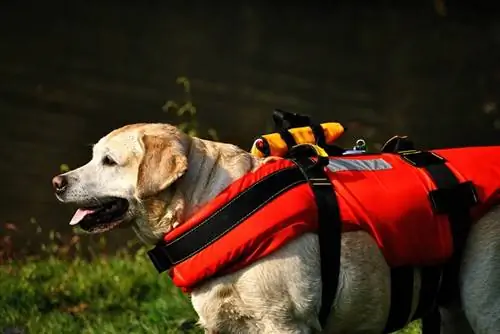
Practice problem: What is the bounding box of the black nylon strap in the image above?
[279,129,298,150]
[291,156,342,329]
[311,124,327,147]
[395,151,478,333]
[384,266,443,333]
[147,166,308,273]
[384,267,415,333]
[272,109,312,131]
[421,309,441,334]
[400,151,478,255]
[412,266,443,320]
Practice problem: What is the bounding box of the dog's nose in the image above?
[52,175,68,194]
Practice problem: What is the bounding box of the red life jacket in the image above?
[161,146,500,292]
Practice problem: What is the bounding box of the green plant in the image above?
[162,76,218,140]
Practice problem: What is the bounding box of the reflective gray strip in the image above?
[327,158,392,172]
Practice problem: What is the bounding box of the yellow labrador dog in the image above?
[52,123,500,333]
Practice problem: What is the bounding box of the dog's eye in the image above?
[102,155,117,166]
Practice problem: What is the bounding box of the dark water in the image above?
[0,1,499,255]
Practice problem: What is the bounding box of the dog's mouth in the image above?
[69,198,129,233]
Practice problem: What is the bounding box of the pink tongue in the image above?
[69,209,95,226]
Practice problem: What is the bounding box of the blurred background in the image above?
[0,1,499,332]
[1,0,500,257]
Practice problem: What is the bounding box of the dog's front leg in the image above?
[191,233,323,333]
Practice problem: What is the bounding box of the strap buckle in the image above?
[287,143,330,171]
[429,181,479,214]
[309,176,331,187]
[399,150,446,167]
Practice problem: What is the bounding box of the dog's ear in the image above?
[136,134,188,198]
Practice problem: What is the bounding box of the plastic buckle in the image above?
[400,150,446,167]
[428,181,479,214]
[310,176,331,187]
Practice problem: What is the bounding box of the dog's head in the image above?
[52,123,190,236]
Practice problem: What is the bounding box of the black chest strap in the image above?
[288,152,342,329]
[147,153,342,330]
[383,150,479,333]
[147,166,309,272]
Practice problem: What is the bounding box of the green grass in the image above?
[0,248,200,334]
[0,248,421,334]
